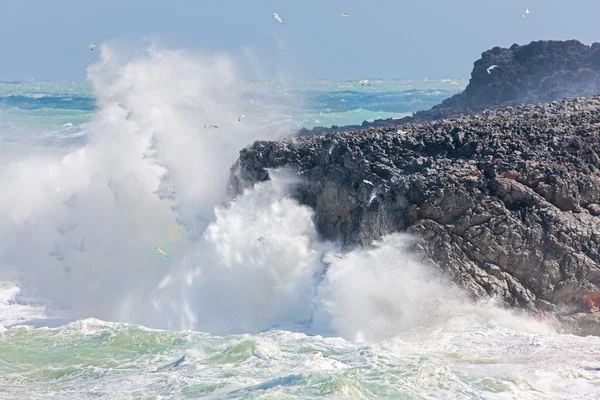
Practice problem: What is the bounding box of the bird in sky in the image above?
[204,124,218,129]
[89,43,96,51]
[273,13,283,24]
[341,12,349,17]
[155,247,169,257]
[522,8,530,18]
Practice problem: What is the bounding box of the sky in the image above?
[1,0,599,81]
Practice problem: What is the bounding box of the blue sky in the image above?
[1,0,599,81]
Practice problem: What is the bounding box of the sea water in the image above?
[1,45,599,399]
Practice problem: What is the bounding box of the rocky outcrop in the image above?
[300,40,600,136]
[231,97,600,333]
[431,40,600,115]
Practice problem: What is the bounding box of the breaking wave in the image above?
[0,44,553,342]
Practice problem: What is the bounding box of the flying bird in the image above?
[155,247,169,257]
[359,80,370,86]
[273,13,283,24]
[363,179,374,186]
[89,43,96,51]
[486,65,499,74]
[522,8,530,18]
[166,188,176,194]
[238,114,245,122]
[341,12,349,17]
[204,124,218,129]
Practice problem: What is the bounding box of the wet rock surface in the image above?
[231,96,600,335]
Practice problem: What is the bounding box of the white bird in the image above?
[359,79,370,86]
[341,12,349,17]
[363,179,374,186]
[204,124,218,129]
[486,65,499,74]
[238,114,245,122]
[166,188,176,194]
[89,43,96,51]
[522,8,530,18]
[155,247,169,257]
[273,13,283,24]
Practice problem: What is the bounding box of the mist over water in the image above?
[152,174,330,333]
[0,44,293,329]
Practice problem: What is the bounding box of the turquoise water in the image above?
[1,50,599,399]
[0,79,464,141]
[2,316,599,399]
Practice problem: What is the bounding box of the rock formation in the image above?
[429,40,600,116]
[299,40,600,136]
[231,97,600,334]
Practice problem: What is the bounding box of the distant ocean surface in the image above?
[2,60,600,400]
[0,79,465,145]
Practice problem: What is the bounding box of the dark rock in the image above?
[300,40,600,136]
[231,96,600,336]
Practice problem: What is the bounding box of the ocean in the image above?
[1,47,599,399]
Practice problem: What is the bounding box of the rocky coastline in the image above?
[299,40,600,136]
[231,96,600,335]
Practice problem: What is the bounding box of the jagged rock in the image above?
[557,313,600,336]
[231,96,600,335]
[435,40,600,114]
[300,40,600,136]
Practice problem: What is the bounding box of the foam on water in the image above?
[0,282,47,329]
[1,320,599,399]
[0,44,599,399]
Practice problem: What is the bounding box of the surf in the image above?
[0,43,569,341]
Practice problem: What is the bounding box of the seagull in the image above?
[341,12,349,17]
[486,65,499,74]
[155,247,169,257]
[273,13,283,24]
[238,114,245,122]
[363,179,374,186]
[89,43,96,51]
[359,80,370,86]
[204,124,218,129]
[49,248,65,261]
[166,188,176,194]
[522,8,530,18]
